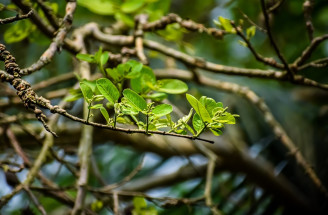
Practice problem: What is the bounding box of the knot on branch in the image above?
[0,43,57,137]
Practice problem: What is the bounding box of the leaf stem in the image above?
[86,104,91,123]
[113,113,117,128]
[146,114,149,134]
[195,123,207,138]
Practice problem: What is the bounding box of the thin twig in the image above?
[19,1,77,75]
[303,0,314,41]
[142,13,225,39]
[231,21,284,69]
[33,0,60,28]
[298,57,328,70]
[101,156,144,191]
[238,9,267,33]
[267,0,285,13]
[24,187,47,215]
[0,10,33,24]
[293,34,328,67]
[260,0,293,78]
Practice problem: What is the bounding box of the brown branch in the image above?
[19,1,77,76]
[267,0,285,13]
[0,10,33,24]
[134,14,148,64]
[260,0,293,78]
[24,188,47,215]
[0,44,57,136]
[33,0,60,29]
[231,21,284,69]
[101,156,144,191]
[303,0,314,41]
[32,72,75,91]
[142,13,225,39]
[192,141,223,215]
[72,55,93,215]
[293,34,328,67]
[113,192,119,215]
[238,9,267,33]
[12,0,55,37]
[298,57,328,70]
[145,40,328,90]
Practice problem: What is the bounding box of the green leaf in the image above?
[199,96,222,118]
[76,53,95,63]
[156,79,188,94]
[181,108,194,124]
[100,52,109,66]
[81,79,97,92]
[4,19,35,43]
[218,113,236,124]
[125,60,143,79]
[210,128,222,136]
[192,113,205,133]
[146,92,167,102]
[77,0,116,15]
[238,40,248,47]
[64,92,83,102]
[152,104,173,117]
[90,104,103,109]
[186,94,212,123]
[115,12,134,27]
[246,26,256,40]
[123,89,147,111]
[94,47,102,63]
[120,98,140,115]
[80,82,93,103]
[106,68,121,82]
[133,197,147,211]
[100,107,110,123]
[91,200,103,212]
[121,0,145,13]
[96,78,120,103]
[218,16,235,33]
[130,66,156,93]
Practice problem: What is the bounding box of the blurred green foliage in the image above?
[1,0,328,214]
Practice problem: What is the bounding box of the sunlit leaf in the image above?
[186,94,212,123]
[125,60,143,79]
[123,89,147,111]
[146,92,167,102]
[121,0,145,13]
[192,113,205,133]
[96,78,120,103]
[156,79,188,94]
[199,96,222,118]
[80,82,93,103]
[4,20,35,43]
[210,128,222,136]
[78,0,116,15]
[76,53,95,63]
[131,66,156,93]
[218,16,235,33]
[152,104,173,117]
[133,197,147,210]
[100,52,109,66]
[246,26,256,40]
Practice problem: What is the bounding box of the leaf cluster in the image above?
[69,49,238,138]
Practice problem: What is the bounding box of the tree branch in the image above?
[0,10,33,24]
